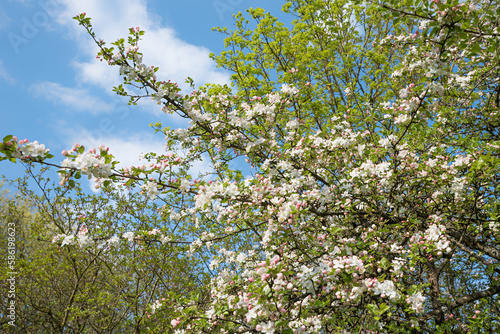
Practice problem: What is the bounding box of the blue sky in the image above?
[0,0,285,187]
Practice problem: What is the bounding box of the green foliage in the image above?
[0,175,210,333]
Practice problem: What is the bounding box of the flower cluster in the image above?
[13,139,50,159]
[59,144,113,185]
[52,225,92,248]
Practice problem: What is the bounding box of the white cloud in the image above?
[53,0,230,93]
[190,157,215,181]
[72,132,213,178]
[63,130,214,192]
[72,60,120,93]
[0,60,16,85]
[60,130,163,192]
[30,81,113,113]
[84,134,165,170]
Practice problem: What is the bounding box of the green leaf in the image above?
[379,303,390,314]
[367,303,378,314]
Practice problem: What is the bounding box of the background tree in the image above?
[0,169,212,333]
